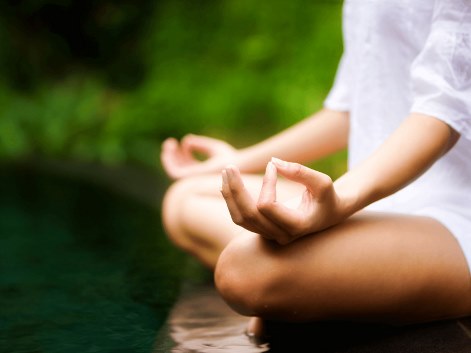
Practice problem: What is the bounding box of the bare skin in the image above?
[163,172,471,332]
[160,109,471,336]
[162,173,304,268]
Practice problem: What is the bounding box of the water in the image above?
[0,166,269,353]
[155,282,269,353]
[1,166,470,353]
[0,166,186,352]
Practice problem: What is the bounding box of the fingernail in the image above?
[266,161,276,174]
[271,157,287,167]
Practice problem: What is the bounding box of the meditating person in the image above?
[160,0,471,337]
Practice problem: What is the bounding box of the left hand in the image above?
[161,134,238,180]
[221,158,347,245]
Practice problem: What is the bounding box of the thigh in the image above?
[216,212,471,324]
[162,173,305,267]
[180,173,304,240]
[172,173,304,200]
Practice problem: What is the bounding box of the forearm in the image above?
[236,108,349,173]
[334,113,458,216]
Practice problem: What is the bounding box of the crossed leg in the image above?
[162,173,304,268]
[215,212,471,325]
[162,173,471,326]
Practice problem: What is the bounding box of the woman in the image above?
[160,0,471,336]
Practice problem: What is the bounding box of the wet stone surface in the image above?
[155,282,269,353]
[157,281,471,353]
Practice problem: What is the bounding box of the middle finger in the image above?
[224,165,286,240]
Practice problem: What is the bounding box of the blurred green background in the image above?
[0,1,346,351]
[0,0,346,178]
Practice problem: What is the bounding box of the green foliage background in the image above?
[0,0,346,177]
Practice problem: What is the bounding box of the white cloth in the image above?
[324,0,471,272]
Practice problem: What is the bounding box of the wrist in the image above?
[333,175,369,218]
[234,147,268,174]
[232,149,250,172]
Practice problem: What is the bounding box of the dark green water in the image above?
[0,166,205,353]
[2,167,471,353]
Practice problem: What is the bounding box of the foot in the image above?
[246,317,265,339]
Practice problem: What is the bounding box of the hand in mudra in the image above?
[161,134,238,179]
[221,158,346,245]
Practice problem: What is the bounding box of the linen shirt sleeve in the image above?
[323,52,351,112]
[410,0,471,140]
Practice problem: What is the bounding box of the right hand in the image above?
[160,134,238,179]
[221,159,345,245]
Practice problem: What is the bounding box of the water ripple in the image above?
[161,283,269,353]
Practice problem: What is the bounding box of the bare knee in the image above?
[215,234,288,318]
[161,177,198,250]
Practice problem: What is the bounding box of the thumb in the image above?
[271,158,332,195]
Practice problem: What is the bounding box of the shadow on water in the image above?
[1,164,470,353]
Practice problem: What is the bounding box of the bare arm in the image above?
[221,113,459,244]
[161,108,349,179]
[334,113,459,216]
[236,108,349,173]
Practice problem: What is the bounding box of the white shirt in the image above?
[324,0,471,270]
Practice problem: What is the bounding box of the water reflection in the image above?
[157,281,471,353]
[164,282,269,353]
